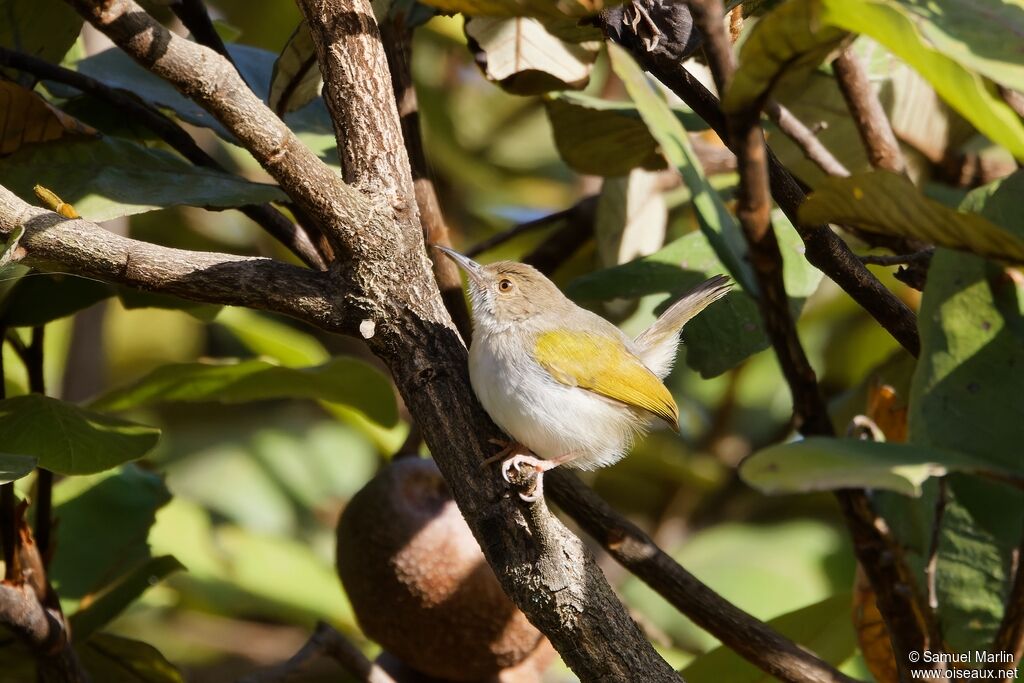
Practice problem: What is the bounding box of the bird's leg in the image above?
[478,437,530,469]
[500,451,580,503]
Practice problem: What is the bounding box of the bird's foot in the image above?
[500,453,550,502]
[479,438,529,469]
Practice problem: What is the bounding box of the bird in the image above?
[435,246,732,500]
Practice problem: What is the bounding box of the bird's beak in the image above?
[432,245,484,286]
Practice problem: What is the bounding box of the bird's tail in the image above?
[634,275,733,379]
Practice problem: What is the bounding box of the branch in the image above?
[548,471,861,683]
[169,0,235,65]
[23,327,55,568]
[524,196,597,275]
[0,47,326,270]
[379,20,473,342]
[239,621,395,683]
[684,3,938,678]
[765,100,850,177]
[832,49,906,175]
[0,185,347,333]
[600,5,921,358]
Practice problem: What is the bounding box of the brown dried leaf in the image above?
[0,82,96,156]
[852,564,899,683]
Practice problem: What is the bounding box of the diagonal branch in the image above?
[548,471,861,683]
[600,6,920,358]
[0,47,326,270]
[832,49,906,175]
[0,185,347,333]
[685,3,938,679]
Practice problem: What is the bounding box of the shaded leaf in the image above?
[0,273,113,326]
[799,171,1024,263]
[215,307,329,367]
[818,0,1024,160]
[740,437,1005,497]
[595,169,667,267]
[0,137,286,222]
[724,0,848,114]
[116,288,222,323]
[90,357,398,428]
[0,395,159,476]
[269,21,321,116]
[568,210,820,377]
[0,0,82,86]
[0,224,24,270]
[609,43,756,293]
[0,453,35,485]
[71,555,184,642]
[78,634,184,683]
[0,81,95,154]
[682,594,857,683]
[51,467,171,603]
[466,17,596,95]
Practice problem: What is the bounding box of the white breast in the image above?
[468,329,649,470]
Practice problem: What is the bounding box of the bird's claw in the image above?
[501,454,545,502]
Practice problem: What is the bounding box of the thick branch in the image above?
[0,186,347,333]
[66,0,374,260]
[548,471,860,683]
[832,49,906,175]
[0,47,326,270]
[600,8,920,357]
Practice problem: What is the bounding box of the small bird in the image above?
[436,246,732,500]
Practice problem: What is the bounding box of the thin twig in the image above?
[169,0,239,70]
[765,100,850,177]
[0,47,326,270]
[524,196,597,275]
[599,9,921,357]
[465,205,577,258]
[549,471,861,683]
[859,250,934,267]
[239,621,395,683]
[832,49,906,175]
[924,479,947,610]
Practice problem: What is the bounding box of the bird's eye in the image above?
[498,279,513,292]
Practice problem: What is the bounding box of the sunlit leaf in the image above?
[724,0,848,114]
[682,594,857,683]
[78,634,184,683]
[268,21,321,116]
[818,0,1024,160]
[466,16,596,95]
[71,555,184,642]
[90,357,398,428]
[215,307,329,367]
[595,169,666,267]
[608,43,756,293]
[0,453,35,485]
[799,171,1024,263]
[0,137,286,222]
[0,81,95,154]
[740,438,1005,497]
[0,395,159,475]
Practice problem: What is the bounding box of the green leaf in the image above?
[879,0,1024,96]
[568,210,821,377]
[215,307,329,367]
[0,0,83,86]
[0,395,159,476]
[70,555,184,642]
[268,21,321,116]
[609,43,756,293]
[724,0,848,114]
[0,453,35,484]
[682,594,857,683]
[0,273,113,326]
[91,357,398,428]
[0,136,286,222]
[78,634,184,683]
[818,0,1024,160]
[595,169,667,267]
[0,224,24,270]
[51,466,171,603]
[466,17,596,95]
[116,288,222,323]
[799,171,1024,263]
[740,438,1006,497]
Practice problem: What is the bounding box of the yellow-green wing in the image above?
[535,330,679,430]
